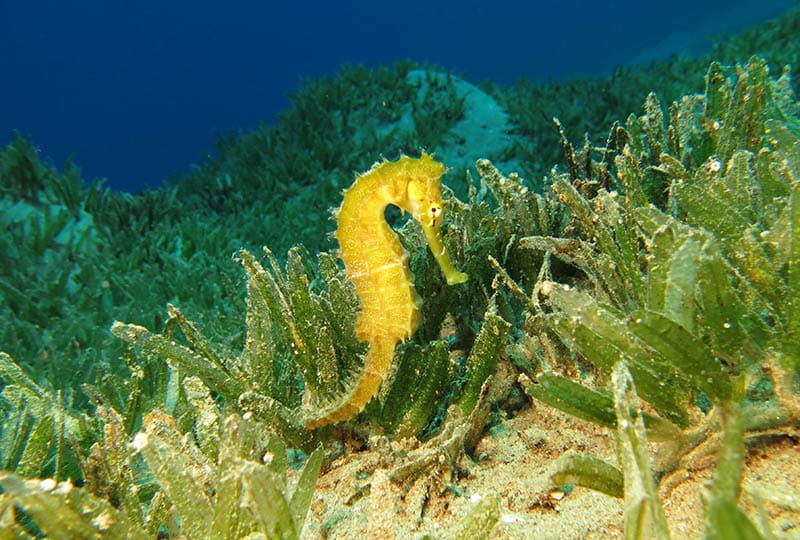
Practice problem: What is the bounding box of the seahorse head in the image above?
[404,153,468,285]
[407,179,443,229]
[405,152,447,229]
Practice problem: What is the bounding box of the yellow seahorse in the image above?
[303,153,468,429]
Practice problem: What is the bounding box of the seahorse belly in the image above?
[303,153,466,429]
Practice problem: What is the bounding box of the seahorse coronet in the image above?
[302,153,467,429]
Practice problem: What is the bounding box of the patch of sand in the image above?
[300,399,799,539]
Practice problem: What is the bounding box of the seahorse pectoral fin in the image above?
[420,222,468,285]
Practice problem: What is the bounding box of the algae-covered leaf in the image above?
[209,461,250,540]
[627,310,732,404]
[612,362,670,540]
[237,246,354,404]
[289,445,323,535]
[79,405,145,529]
[642,92,666,166]
[717,57,770,162]
[237,391,315,453]
[0,354,82,480]
[443,492,500,540]
[262,434,289,481]
[242,265,277,391]
[695,248,771,369]
[523,373,679,440]
[458,309,510,416]
[316,251,362,366]
[211,415,283,539]
[525,372,616,429]
[183,376,221,459]
[135,411,319,539]
[214,416,321,540]
[732,227,780,305]
[704,500,766,540]
[14,414,54,479]
[759,120,796,204]
[237,248,319,391]
[704,61,730,131]
[703,404,766,540]
[111,321,245,400]
[544,283,689,427]
[603,190,645,301]
[637,205,770,369]
[0,353,47,402]
[614,132,647,207]
[672,156,753,252]
[0,392,36,473]
[549,451,624,499]
[135,411,214,538]
[0,472,149,539]
[658,233,702,332]
[636,205,708,332]
[241,460,297,539]
[166,303,230,377]
[377,343,423,432]
[633,204,671,240]
[377,338,459,437]
[722,151,760,223]
[519,235,627,302]
[640,217,678,314]
[476,158,547,237]
[786,185,800,356]
[392,340,453,437]
[285,246,340,399]
[549,177,645,306]
[710,405,745,504]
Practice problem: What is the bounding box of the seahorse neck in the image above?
[339,176,408,231]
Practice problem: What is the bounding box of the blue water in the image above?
[1,0,795,193]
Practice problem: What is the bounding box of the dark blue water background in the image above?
[1,0,795,192]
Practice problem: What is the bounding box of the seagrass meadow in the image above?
[1,8,800,539]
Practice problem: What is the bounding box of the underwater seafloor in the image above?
[2,7,800,540]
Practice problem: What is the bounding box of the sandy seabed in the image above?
[298,399,800,539]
